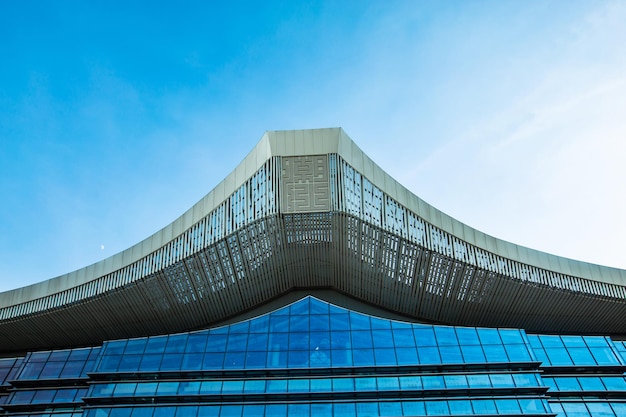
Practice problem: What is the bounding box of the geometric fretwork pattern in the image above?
[281,156,330,213]
[2,212,626,354]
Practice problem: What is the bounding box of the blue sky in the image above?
[1,1,626,292]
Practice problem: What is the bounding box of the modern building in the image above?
[1,128,625,416]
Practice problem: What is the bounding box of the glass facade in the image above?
[1,296,625,416]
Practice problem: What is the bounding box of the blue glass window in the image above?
[332,349,353,366]
[379,402,402,416]
[247,332,269,351]
[245,351,267,368]
[159,354,182,371]
[399,376,422,390]
[287,350,309,367]
[356,402,379,416]
[422,375,444,390]
[370,317,391,330]
[203,352,224,368]
[355,377,377,391]
[165,335,188,354]
[109,408,132,417]
[425,400,449,415]
[181,353,202,370]
[352,349,376,366]
[114,383,137,396]
[227,333,248,351]
[135,382,158,396]
[377,377,400,390]
[374,348,397,366]
[60,360,85,378]
[178,381,200,395]
[402,401,426,415]
[392,329,415,348]
[611,403,626,415]
[567,347,595,365]
[602,377,626,390]
[221,404,243,417]
[483,344,508,362]
[104,341,126,355]
[395,347,418,364]
[439,346,463,363]
[503,342,532,362]
[435,327,458,346]
[449,399,473,415]
[499,329,524,344]
[153,406,177,417]
[460,345,486,363]
[455,328,480,345]
[474,400,503,415]
[310,315,330,331]
[351,331,373,348]
[288,403,309,416]
[590,347,621,365]
[586,402,613,416]
[288,332,308,350]
[331,330,350,349]
[289,315,309,332]
[249,315,269,333]
[199,381,221,394]
[144,337,167,354]
[156,382,178,395]
[477,328,502,345]
[413,327,437,346]
[117,355,141,372]
[577,376,604,391]
[554,377,580,391]
[349,312,371,330]
[124,339,147,355]
[467,374,491,388]
[265,404,287,417]
[444,374,467,388]
[222,380,244,394]
[330,313,350,331]
[513,373,538,387]
[185,334,208,352]
[224,351,246,369]
[39,361,64,378]
[310,378,331,391]
[372,330,394,348]
[131,407,154,417]
[418,347,441,364]
[332,377,354,392]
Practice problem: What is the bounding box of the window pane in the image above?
[353,349,375,366]
[392,329,415,347]
[396,347,418,364]
[374,348,397,366]
[418,347,440,364]
[399,376,422,390]
[460,345,485,363]
[372,330,394,348]
[352,331,373,348]
[413,328,437,346]
[355,377,377,391]
[434,327,458,346]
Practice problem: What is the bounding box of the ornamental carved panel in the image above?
[281,156,330,213]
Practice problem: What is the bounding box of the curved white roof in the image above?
[1,128,625,353]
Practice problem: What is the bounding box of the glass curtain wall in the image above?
[1,297,625,416]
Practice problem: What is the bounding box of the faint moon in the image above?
[100,244,105,250]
